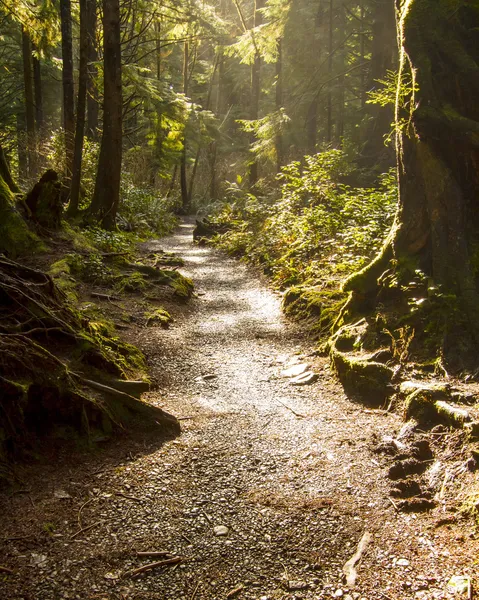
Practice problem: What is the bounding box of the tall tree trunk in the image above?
[180,40,189,211]
[305,0,323,153]
[209,48,224,200]
[344,0,479,360]
[326,0,334,143]
[16,112,27,180]
[21,28,37,179]
[68,0,90,216]
[360,0,397,170]
[90,0,122,229]
[0,143,20,193]
[32,47,44,133]
[86,0,99,140]
[60,0,75,175]
[275,39,284,172]
[249,0,263,188]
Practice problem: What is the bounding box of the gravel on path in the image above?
[1,220,477,600]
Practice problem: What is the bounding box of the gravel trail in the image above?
[1,221,476,600]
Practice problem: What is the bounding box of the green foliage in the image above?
[213,150,397,289]
[83,227,135,254]
[67,252,113,284]
[119,173,178,235]
[237,109,291,163]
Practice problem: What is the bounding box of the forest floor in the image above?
[1,220,478,600]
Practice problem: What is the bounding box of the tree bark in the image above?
[86,0,99,140]
[21,28,37,179]
[60,0,75,175]
[248,0,263,188]
[0,143,20,193]
[275,39,284,172]
[32,46,44,133]
[180,40,189,211]
[90,0,122,229]
[360,0,397,170]
[344,0,479,358]
[68,0,90,216]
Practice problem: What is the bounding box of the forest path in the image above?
[1,221,473,599]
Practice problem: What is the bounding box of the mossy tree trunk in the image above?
[344,0,479,356]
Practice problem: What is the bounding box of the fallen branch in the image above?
[71,520,103,540]
[190,580,201,600]
[342,531,371,587]
[0,565,14,574]
[78,498,93,528]
[90,292,121,301]
[115,492,142,502]
[276,398,307,418]
[136,551,174,558]
[124,556,183,579]
[226,585,244,598]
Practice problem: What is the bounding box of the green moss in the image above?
[0,175,42,257]
[330,345,394,405]
[145,308,172,328]
[115,272,148,293]
[48,258,78,303]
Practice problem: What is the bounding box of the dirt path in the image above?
[1,221,476,599]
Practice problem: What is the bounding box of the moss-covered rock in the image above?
[145,308,172,328]
[330,345,394,405]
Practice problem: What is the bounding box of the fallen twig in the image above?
[71,520,103,540]
[90,292,121,301]
[0,565,14,574]
[78,498,93,529]
[124,556,183,579]
[181,533,193,545]
[343,531,372,587]
[115,492,142,502]
[136,551,173,558]
[276,398,307,418]
[388,497,400,512]
[190,580,201,600]
[226,584,244,598]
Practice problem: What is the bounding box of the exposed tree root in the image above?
[0,256,179,474]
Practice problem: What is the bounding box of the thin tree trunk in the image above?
[16,112,27,180]
[249,0,263,188]
[60,0,75,174]
[188,54,219,203]
[90,0,122,229]
[68,0,90,216]
[209,48,224,200]
[32,47,44,133]
[180,40,189,211]
[326,0,334,143]
[86,0,99,140]
[0,143,20,193]
[21,28,37,179]
[275,39,283,172]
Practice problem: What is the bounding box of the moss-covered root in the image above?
[330,346,394,406]
[121,263,194,300]
[401,381,472,428]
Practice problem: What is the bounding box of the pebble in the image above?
[213,525,229,536]
[396,558,410,566]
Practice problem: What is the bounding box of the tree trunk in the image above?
[68,0,90,216]
[21,28,37,179]
[275,39,284,172]
[86,0,99,140]
[180,40,189,211]
[344,0,479,360]
[326,0,333,143]
[90,0,122,229]
[32,47,44,133]
[360,0,397,170]
[249,0,263,188]
[16,113,27,180]
[0,144,20,193]
[60,0,75,175]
